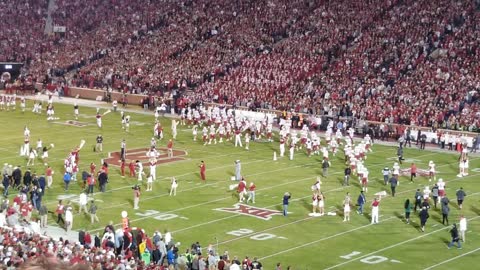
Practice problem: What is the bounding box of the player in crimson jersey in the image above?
[237,178,247,202]
[199,161,206,181]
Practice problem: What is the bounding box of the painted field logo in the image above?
[103,147,187,167]
[215,203,282,220]
[54,120,89,127]
[400,168,433,177]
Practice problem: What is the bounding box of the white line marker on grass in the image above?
[323,216,480,269]
[259,217,396,260]
[423,247,480,270]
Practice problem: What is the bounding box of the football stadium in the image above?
[0,0,479,269]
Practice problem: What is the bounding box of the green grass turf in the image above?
[0,100,479,269]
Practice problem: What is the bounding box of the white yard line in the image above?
[259,217,396,260]
[87,175,317,233]
[42,158,273,207]
[423,247,480,270]
[323,216,480,269]
[85,150,452,232]
[172,185,348,234]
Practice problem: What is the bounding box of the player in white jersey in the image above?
[300,129,308,149]
[322,147,330,165]
[437,178,446,199]
[312,136,320,155]
[46,104,55,120]
[201,126,208,144]
[423,185,431,200]
[234,128,243,147]
[218,125,225,143]
[225,123,232,141]
[149,158,157,181]
[361,169,369,192]
[458,148,469,177]
[266,123,273,142]
[348,127,355,143]
[180,108,186,125]
[364,134,373,152]
[186,111,193,127]
[335,129,343,145]
[305,139,312,157]
[171,119,179,140]
[392,162,400,177]
[73,103,79,120]
[124,115,131,132]
[279,137,286,157]
[428,161,436,182]
[289,139,295,160]
[0,95,4,110]
[245,131,251,150]
[359,142,366,160]
[192,125,198,141]
[208,125,217,145]
[20,97,26,113]
[325,129,332,145]
[329,139,338,156]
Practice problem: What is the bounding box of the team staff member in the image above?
[404,199,412,224]
[389,175,399,197]
[371,197,380,224]
[95,135,103,152]
[410,163,417,182]
[419,206,429,232]
[282,192,291,216]
[133,185,141,210]
[199,161,206,181]
[456,187,466,209]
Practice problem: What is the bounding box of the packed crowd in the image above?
[3,0,480,132]
[0,219,267,270]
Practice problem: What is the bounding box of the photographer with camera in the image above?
[133,185,141,210]
[282,192,291,216]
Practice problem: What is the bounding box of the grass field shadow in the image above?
[301,198,312,212]
[394,211,404,220]
[470,205,480,215]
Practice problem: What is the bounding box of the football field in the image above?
[0,98,479,269]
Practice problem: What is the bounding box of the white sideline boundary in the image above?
[323,216,480,269]
[259,217,396,260]
[423,247,480,270]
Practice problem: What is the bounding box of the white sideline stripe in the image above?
[323,216,480,269]
[87,176,316,233]
[423,247,480,270]
[259,217,396,260]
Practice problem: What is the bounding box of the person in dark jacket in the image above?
[344,167,351,186]
[357,191,366,215]
[152,245,162,265]
[419,206,429,232]
[23,169,32,187]
[414,189,422,212]
[441,195,450,225]
[2,174,9,197]
[389,176,399,197]
[456,187,467,209]
[38,175,46,195]
[282,192,291,216]
[98,170,108,192]
[12,166,22,188]
[447,224,462,249]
